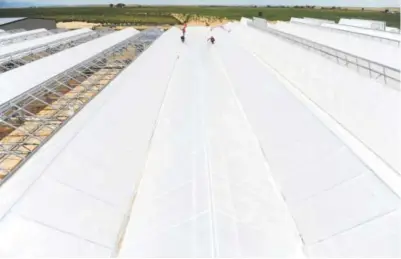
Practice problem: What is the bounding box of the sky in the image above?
[3,0,400,7]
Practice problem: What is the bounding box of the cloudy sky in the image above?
[3,0,400,7]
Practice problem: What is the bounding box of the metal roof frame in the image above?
[0,30,111,74]
[0,29,51,46]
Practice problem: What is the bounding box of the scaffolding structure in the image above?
[0,28,163,185]
[0,29,52,46]
[0,30,111,74]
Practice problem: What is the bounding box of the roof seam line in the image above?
[213,31,307,251]
[112,47,182,257]
[16,213,113,250]
[307,208,399,246]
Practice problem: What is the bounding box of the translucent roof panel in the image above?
[0,28,138,106]
[0,17,26,25]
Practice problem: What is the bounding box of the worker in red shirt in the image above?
[182,23,187,35]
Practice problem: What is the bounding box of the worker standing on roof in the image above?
[207,36,215,44]
[182,23,187,35]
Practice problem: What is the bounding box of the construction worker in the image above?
[182,23,187,35]
[207,36,215,44]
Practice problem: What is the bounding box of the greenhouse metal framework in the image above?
[0,18,399,258]
[0,30,109,73]
[0,28,162,183]
[0,29,52,46]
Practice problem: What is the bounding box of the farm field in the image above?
[0,6,399,28]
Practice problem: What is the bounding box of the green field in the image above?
[0,6,399,27]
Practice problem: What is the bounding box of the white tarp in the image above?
[339,18,386,31]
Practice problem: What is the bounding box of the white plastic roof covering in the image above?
[291,17,334,25]
[0,25,400,257]
[240,17,251,25]
[253,17,267,28]
[386,27,400,33]
[303,17,335,24]
[0,27,182,257]
[0,28,138,107]
[0,28,47,42]
[121,26,400,257]
[273,21,400,69]
[0,28,94,61]
[322,23,401,41]
[339,18,386,31]
[0,17,26,26]
[230,21,401,179]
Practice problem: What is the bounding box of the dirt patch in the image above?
[57,21,101,29]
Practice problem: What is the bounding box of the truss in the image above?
[5,29,26,34]
[0,30,53,47]
[0,28,163,185]
[0,31,111,74]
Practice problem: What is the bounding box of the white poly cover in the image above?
[273,21,400,69]
[0,28,138,106]
[214,24,400,257]
[303,17,335,24]
[290,17,316,25]
[0,17,26,25]
[291,17,335,26]
[322,23,401,41]
[0,27,181,257]
[230,22,401,176]
[253,17,267,29]
[386,27,400,33]
[0,28,47,42]
[0,28,94,60]
[339,18,386,31]
[118,27,303,258]
[240,17,251,25]
[0,24,400,258]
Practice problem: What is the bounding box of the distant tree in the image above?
[116,3,126,8]
[361,7,364,11]
[109,3,114,7]
[384,8,389,13]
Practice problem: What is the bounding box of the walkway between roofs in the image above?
[117,27,303,257]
